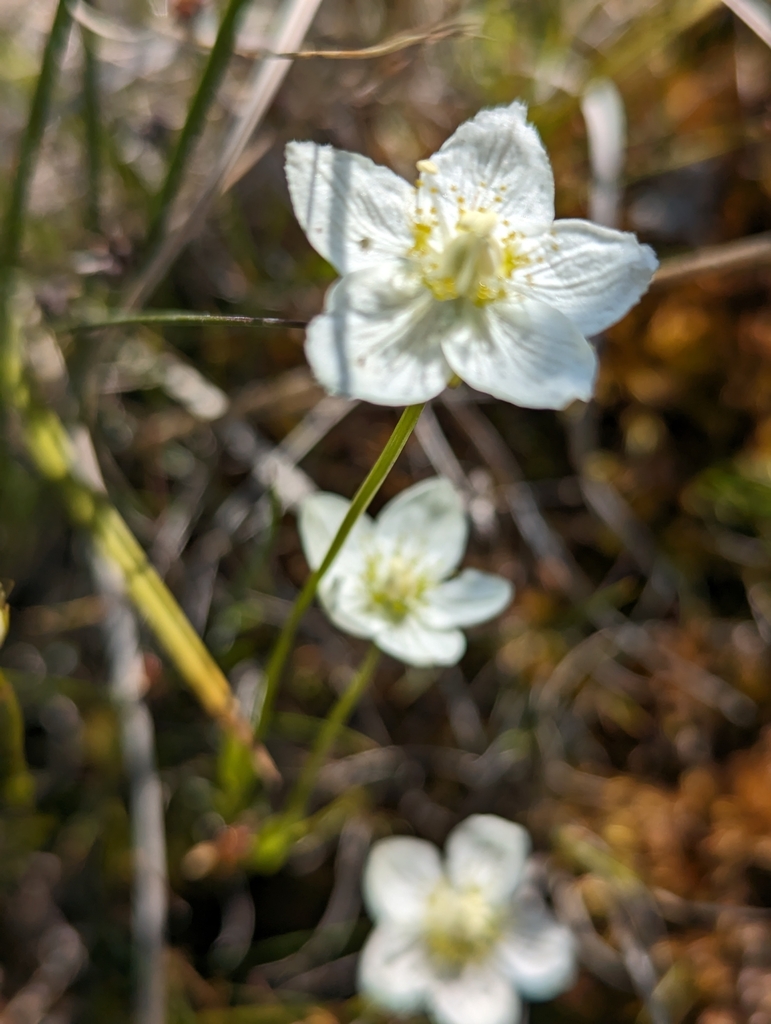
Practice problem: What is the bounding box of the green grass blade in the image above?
[65,311,307,331]
[144,0,254,253]
[81,24,101,234]
[0,0,72,365]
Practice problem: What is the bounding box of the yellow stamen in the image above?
[423,881,502,970]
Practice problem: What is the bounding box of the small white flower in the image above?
[285,100,657,409]
[358,815,577,1024]
[298,478,511,667]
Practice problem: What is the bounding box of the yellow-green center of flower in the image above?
[411,176,531,306]
[425,210,501,304]
[363,550,430,623]
[423,880,503,971]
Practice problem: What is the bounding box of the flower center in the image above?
[422,880,502,972]
[421,210,502,305]
[362,550,429,623]
[411,197,530,307]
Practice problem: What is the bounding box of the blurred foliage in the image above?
[5,0,771,1023]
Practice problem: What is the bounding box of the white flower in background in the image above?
[298,478,511,667]
[358,815,577,1024]
[285,101,657,409]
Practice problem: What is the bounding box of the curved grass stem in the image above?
[254,402,424,739]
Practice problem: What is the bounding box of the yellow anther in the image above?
[423,881,502,970]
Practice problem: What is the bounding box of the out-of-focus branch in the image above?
[652,231,771,288]
[721,0,771,49]
[90,554,168,1024]
[124,0,325,308]
[19,401,251,738]
[0,923,86,1024]
[281,17,477,58]
[69,2,475,61]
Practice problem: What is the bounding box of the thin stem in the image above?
[0,670,35,809]
[0,0,72,364]
[285,644,380,821]
[0,0,71,270]
[254,403,424,739]
[144,0,253,252]
[81,24,101,234]
[65,312,307,331]
[90,555,167,1024]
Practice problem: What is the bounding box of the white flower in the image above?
[285,100,657,409]
[298,478,511,667]
[358,815,577,1024]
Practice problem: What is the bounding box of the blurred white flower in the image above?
[358,815,576,1024]
[285,101,657,409]
[298,478,511,667]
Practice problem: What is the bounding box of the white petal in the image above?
[376,478,468,579]
[363,836,443,926]
[419,101,553,236]
[317,578,378,641]
[441,298,597,410]
[285,141,414,274]
[420,570,513,630]
[374,616,466,667]
[305,266,453,406]
[358,923,432,1014]
[498,893,577,1001]
[521,220,658,336]
[297,492,372,572]
[319,572,386,642]
[445,815,530,902]
[428,962,521,1024]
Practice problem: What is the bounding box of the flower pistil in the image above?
[423,879,504,972]
[363,549,430,623]
[410,169,532,307]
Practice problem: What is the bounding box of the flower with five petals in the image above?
[298,477,511,667]
[285,100,657,408]
[358,814,576,1024]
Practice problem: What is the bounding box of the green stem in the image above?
[81,24,101,234]
[0,0,71,271]
[254,403,424,739]
[65,312,306,331]
[0,0,72,357]
[0,670,35,809]
[284,644,380,821]
[144,0,253,253]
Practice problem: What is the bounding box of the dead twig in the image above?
[89,552,168,1024]
[653,231,771,288]
[721,0,771,50]
[282,17,477,59]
